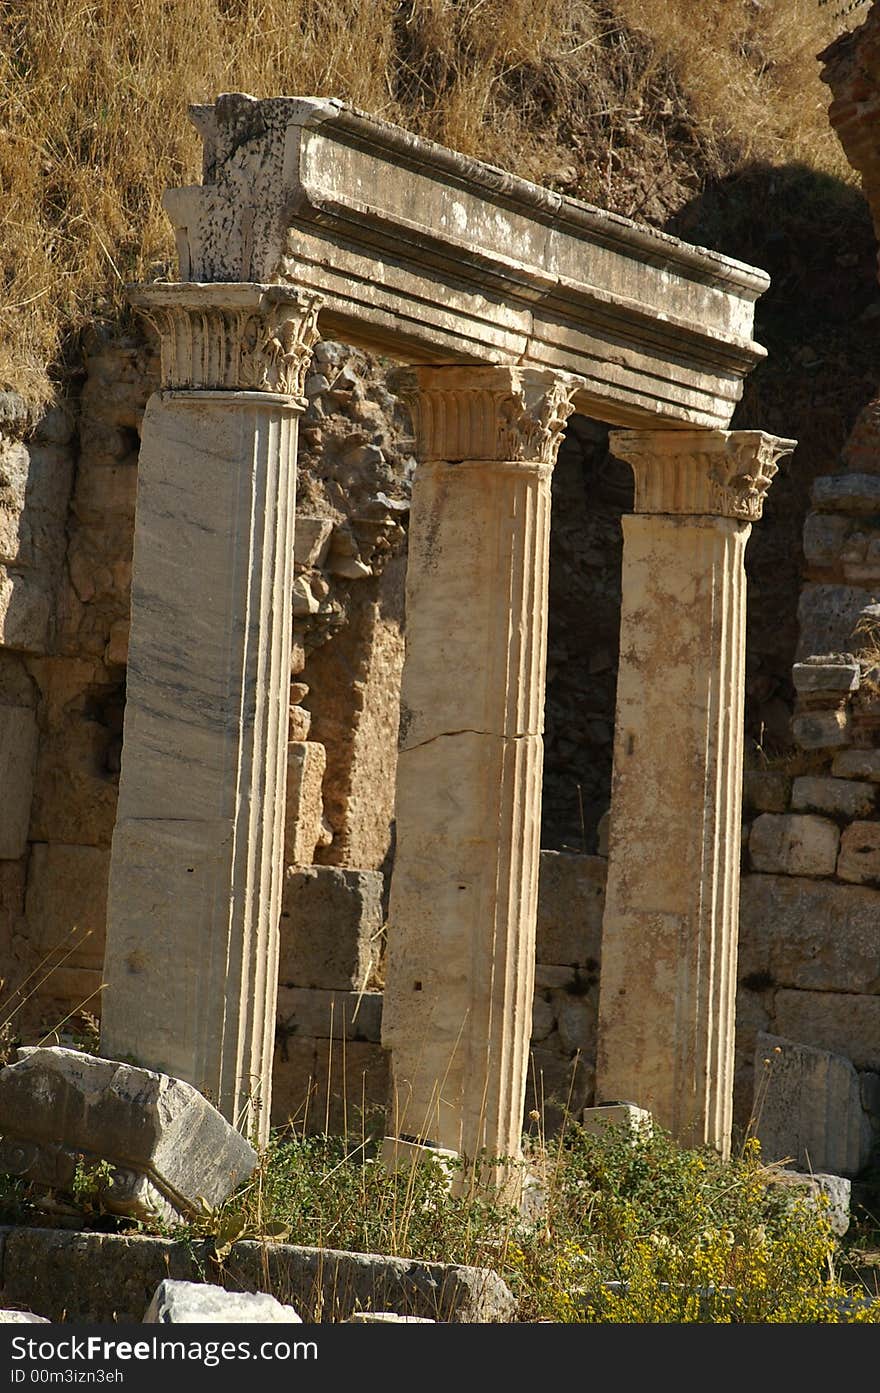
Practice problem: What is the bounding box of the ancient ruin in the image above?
[88,93,791,1178]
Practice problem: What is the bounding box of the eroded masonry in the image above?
[3,91,877,1195]
[105,94,791,1174]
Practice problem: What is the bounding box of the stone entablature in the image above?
[163,93,768,431]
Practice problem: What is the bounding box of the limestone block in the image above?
[742,770,791,814]
[739,875,880,994]
[792,659,860,693]
[749,813,839,877]
[582,1104,652,1141]
[775,990,880,1073]
[802,512,850,567]
[0,439,72,571]
[837,822,880,884]
[791,776,877,819]
[811,473,880,514]
[0,1311,49,1323]
[832,749,880,781]
[279,866,382,990]
[25,843,109,972]
[753,1032,873,1177]
[767,1171,851,1237]
[531,995,556,1043]
[276,985,383,1042]
[284,740,328,866]
[791,709,850,750]
[536,851,604,966]
[796,584,876,661]
[556,995,596,1055]
[294,516,333,570]
[0,1047,256,1223]
[0,568,51,654]
[0,705,37,858]
[347,1312,434,1323]
[27,657,122,849]
[144,1280,302,1323]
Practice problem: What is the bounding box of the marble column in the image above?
[381,365,579,1183]
[101,283,321,1144]
[595,428,795,1158]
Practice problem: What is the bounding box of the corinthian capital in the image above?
[128,282,322,398]
[405,365,581,467]
[609,429,797,520]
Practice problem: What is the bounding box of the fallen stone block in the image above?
[767,1170,851,1237]
[0,1228,517,1323]
[753,1032,873,1178]
[347,1312,434,1323]
[144,1280,302,1323]
[0,1310,49,1323]
[582,1103,652,1142]
[0,1047,256,1224]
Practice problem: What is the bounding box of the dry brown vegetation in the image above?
[0,0,869,405]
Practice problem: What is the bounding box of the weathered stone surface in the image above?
[0,568,52,654]
[0,1048,256,1223]
[752,1032,873,1178]
[285,741,329,866]
[739,875,880,994]
[791,709,850,750]
[832,749,880,781]
[811,473,880,514]
[166,95,769,431]
[276,986,382,1042]
[347,1312,434,1323]
[26,657,123,849]
[596,468,760,1157]
[0,1227,516,1324]
[0,706,37,859]
[792,659,860,693]
[294,516,333,570]
[271,1031,389,1136]
[0,1310,49,1323]
[742,770,791,814]
[797,584,876,661]
[582,1103,652,1140]
[144,1279,303,1324]
[767,1170,851,1237]
[536,851,604,966]
[775,990,880,1073]
[25,843,109,973]
[749,813,839,877]
[802,512,850,566]
[791,776,877,819]
[279,866,382,990]
[307,574,405,870]
[103,289,321,1144]
[383,368,578,1177]
[837,822,880,884]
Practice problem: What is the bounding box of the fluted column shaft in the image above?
[381,366,579,1178]
[101,283,320,1144]
[595,429,795,1158]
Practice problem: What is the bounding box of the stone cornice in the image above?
[610,429,797,520]
[405,366,580,466]
[127,282,321,396]
[158,94,772,430]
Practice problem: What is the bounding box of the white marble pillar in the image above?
[595,428,795,1158]
[381,365,579,1182]
[101,283,320,1144]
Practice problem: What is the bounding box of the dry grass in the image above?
[0,0,869,405]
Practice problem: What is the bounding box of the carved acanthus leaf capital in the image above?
[405,365,581,467]
[610,429,797,520]
[128,282,322,398]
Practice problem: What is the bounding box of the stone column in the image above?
[381,365,579,1182]
[101,283,321,1145]
[595,428,795,1159]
